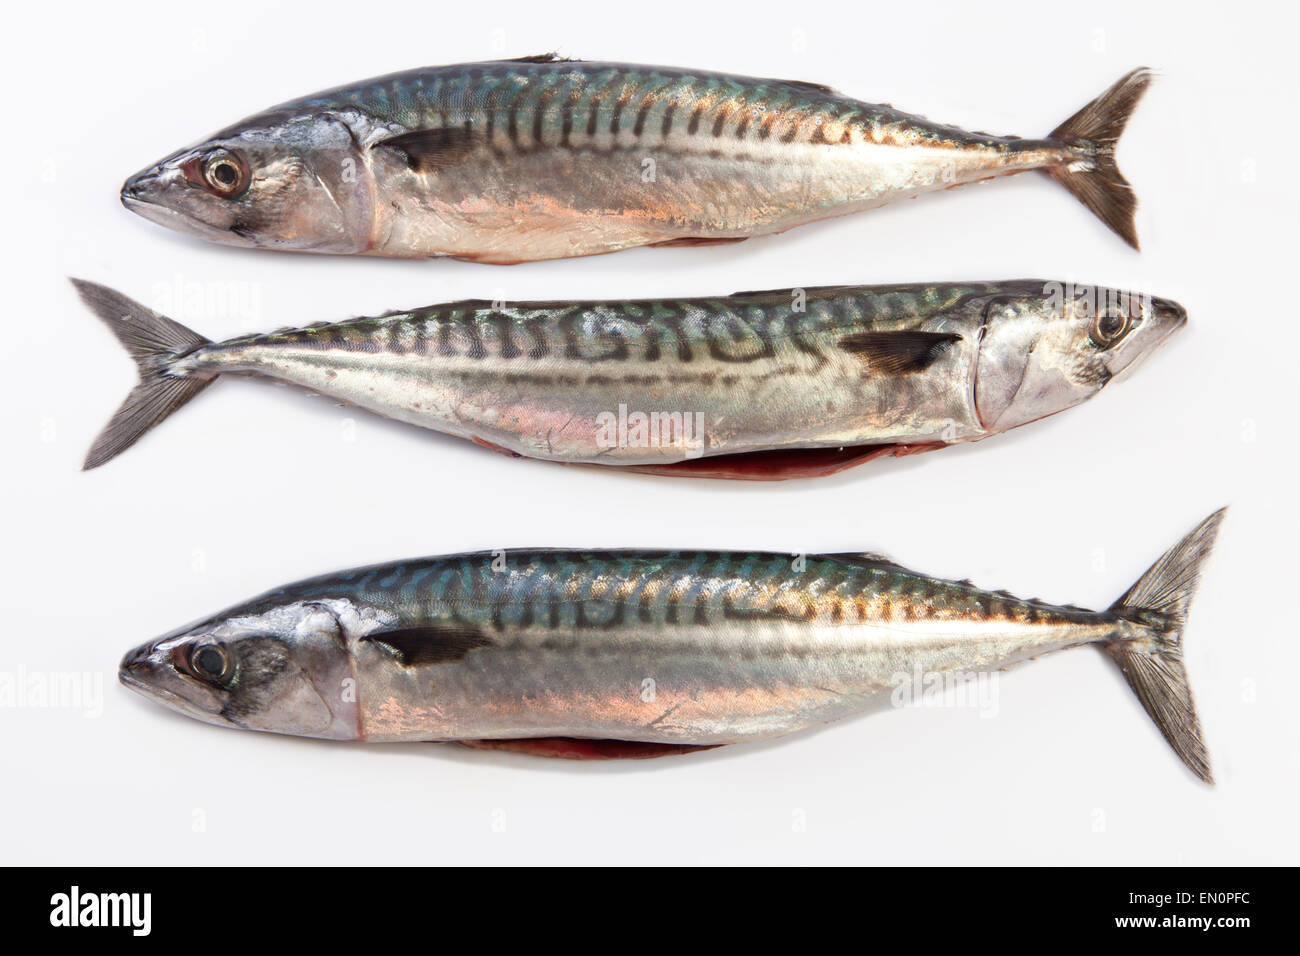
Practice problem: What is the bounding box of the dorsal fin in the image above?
[837,330,961,374]
[823,551,910,572]
[780,79,837,96]
[435,298,499,312]
[375,127,481,172]
[361,623,494,666]
[729,284,858,301]
[501,52,579,64]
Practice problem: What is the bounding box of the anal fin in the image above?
[650,237,748,248]
[458,738,720,760]
[471,436,525,458]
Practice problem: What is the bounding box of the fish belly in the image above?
[369,139,1039,262]
[225,338,982,465]
[343,553,1110,744]
[354,617,1094,744]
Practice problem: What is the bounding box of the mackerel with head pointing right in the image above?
[74,278,1185,479]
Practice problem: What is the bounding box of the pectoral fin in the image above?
[837,330,961,374]
[376,127,481,172]
[362,624,495,666]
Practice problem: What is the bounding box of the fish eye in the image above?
[188,642,233,684]
[201,150,250,199]
[1091,309,1131,348]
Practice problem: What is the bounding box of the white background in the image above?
[3,0,1295,865]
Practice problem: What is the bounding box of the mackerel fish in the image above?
[120,55,1154,261]
[119,511,1225,782]
[74,279,1185,478]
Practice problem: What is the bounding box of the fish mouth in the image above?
[120,170,242,244]
[120,187,209,230]
[120,169,166,212]
[119,644,228,724]
[117,667,183,706]
[1108,295,1188,385]
[1153,296,1188,332]
[119,190,165,216]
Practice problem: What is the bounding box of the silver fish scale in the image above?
[124,61,1157,260]
[303,550,1112,743]
[188,284,998,463]
[263,60,1069,260]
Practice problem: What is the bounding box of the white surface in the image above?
[3,0,1295,865]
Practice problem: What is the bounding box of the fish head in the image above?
[119,600,359,739]
[973,282,1186,433]
[120,110,375,253]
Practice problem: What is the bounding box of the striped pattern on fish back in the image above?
[293,60,1017,157]
[252,550,1102,637]
[218,283,994,369]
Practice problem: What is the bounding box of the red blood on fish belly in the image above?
[469,437,949,480]
[619,442,948,480]
[458,738,721,759]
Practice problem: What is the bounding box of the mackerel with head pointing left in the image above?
[74,279,1186,478]
[120,55,1154,260]
[118,510,1226,783]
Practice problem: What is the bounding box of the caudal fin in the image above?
[73,279,214,470]
[1105,508,1225,784]
[1046,68,1153,250]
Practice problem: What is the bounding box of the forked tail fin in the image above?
[1046,67,1153,250]
[1105,508,1226,784]
[72,279,214,470]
